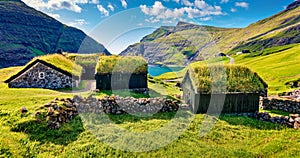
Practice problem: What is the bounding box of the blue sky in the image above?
[22,0,295,54]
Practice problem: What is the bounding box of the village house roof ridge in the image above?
[5,58,80,83]
[184,64,268,94]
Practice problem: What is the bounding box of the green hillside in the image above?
[121,1,300,66]
[0,0,110,69]
[234,44,300,93]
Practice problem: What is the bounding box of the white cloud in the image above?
[48,0,84,13]
[89,0,99,4]
[235,2,249,9]
[22,0,48,10]
[108,4,114,11]
[22,0,91,13]
[97,5,109,16]
[120,0,127,8]
[74,19,89,25]
[195,0,213,10]
[66,19,89,29]
[220,0,229,4]
[163,0,180,3]
[230,8,237,12]
[182,0,193,7]
[140,1,165,16]
[194,0,206,9]
[46,12,61,19]
[140,1,223,23]
[146,17,160,23]
[200,17,212,21]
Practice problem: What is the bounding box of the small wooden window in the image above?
[39,72,45,79]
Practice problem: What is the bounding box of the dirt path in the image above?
[227,55,235,64]
[59,80,96,94]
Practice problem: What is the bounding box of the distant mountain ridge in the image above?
[0,0,110,68]
[120,1,300,66]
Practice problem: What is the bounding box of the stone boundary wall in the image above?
[37,95,184,129]
[249,112,300,129]
[261,97,300,113]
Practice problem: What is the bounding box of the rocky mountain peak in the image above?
[175,21,200,32]
[176,21,197,28]
[286,0,300,10]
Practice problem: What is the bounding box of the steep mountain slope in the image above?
[227,1,300,53]
[121,22,232,65]
[0,0,110,68]
[120,1,300,66]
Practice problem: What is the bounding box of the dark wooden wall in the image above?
[191,93,260,114]
[95,73,148,90]
[81,65,96,80]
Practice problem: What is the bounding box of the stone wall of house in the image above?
[261,98,300,113]
[9,62,79,89]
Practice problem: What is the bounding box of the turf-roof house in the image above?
[95,56,148,92]
[5,54,82,89]
[182,65,268,114]
[66,53,102,80]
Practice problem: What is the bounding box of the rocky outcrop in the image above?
[0,0,110,68]
[286,0,300,11]
[140,26,174,42]
[287,89,300,100]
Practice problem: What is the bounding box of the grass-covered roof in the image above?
[30,54,82,77]
[66,53,102,67]
[187,65,267,94]
[5,54,83,83]
[96,56,148,74]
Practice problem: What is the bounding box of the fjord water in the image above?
[148,65,184,77]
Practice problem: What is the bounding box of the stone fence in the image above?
[37,95,185,129]
[261,97,300,113]
[249,112,300,129]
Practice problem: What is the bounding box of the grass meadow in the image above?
[1,65,300,157]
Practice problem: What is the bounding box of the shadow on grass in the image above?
[106,112,178,124]
[56,80,92,93]
[98,90,151,98]
[219,115,286,130]
[11,116,84,145]
[96,88,178,100]
[260,109,290,116]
